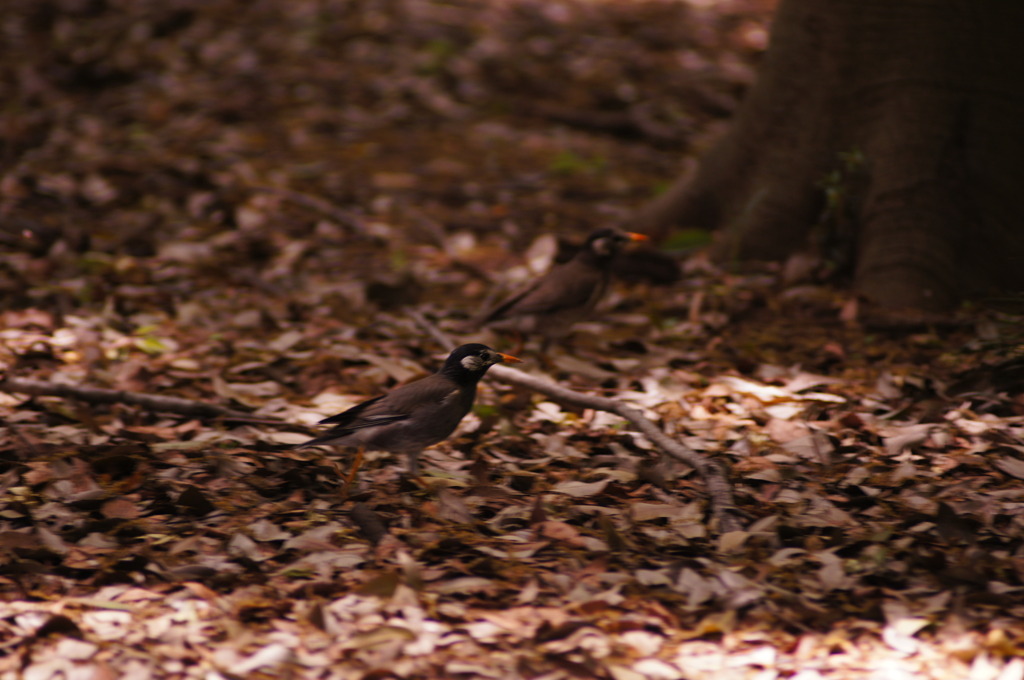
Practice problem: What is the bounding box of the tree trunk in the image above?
[637,0,1024,310]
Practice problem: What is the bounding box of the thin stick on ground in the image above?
[409,311,744,533]
[0,377,281,424]
[250,185,366,232]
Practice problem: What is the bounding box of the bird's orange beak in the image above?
[626,232,649,241]
[498,352,522,364]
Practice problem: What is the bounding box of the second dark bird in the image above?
[479,228,648,350]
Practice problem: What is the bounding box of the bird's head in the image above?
[445,343,522,375]
[585,228,648,258]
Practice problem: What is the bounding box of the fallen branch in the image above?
[410,311,744,533]
[250,185,366,232]
[0,377,279,424]
[488,365,743,532]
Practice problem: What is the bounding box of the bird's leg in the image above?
[511,331,525,358]
[537,336,556,372]
[340,447,365,499]
[539,335,552,356]
[405,450,430,489]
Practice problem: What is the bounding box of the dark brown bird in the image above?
[297,344,520,485]
[480,228,648,349]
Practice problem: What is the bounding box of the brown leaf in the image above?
[537,520,587,548]
[176,485,216,516]
[552,479,609,498]
[101,498,140,519]
[436,488,475,524]
[33,614,83,639]
[0,531,38,549]
[992,455,1024,481]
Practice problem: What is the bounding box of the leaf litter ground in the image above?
[2,0,1024,678]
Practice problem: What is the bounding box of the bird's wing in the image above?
[297,395,410,449]
[484,261,603,320]
[296,374,466,450]
[377,378,463,414]
[318,395,391,427]
[317,377,459,431]
[481,279,545,323]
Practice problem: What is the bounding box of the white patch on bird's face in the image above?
[461,354,487,371]
[591,236,614,256]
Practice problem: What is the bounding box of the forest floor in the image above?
[2,1,1024,678]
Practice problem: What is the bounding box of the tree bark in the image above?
[637,0,1024,310]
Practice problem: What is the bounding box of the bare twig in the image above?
[409,310,744,533]
[249,185,366,231]
[487,365,742,532]
[0,377,281,424]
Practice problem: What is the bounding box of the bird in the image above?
[479,228,648,351]
[296,344,520,491]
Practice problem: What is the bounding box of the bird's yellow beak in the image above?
[497,352,522,364]
[626,232,649,241]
